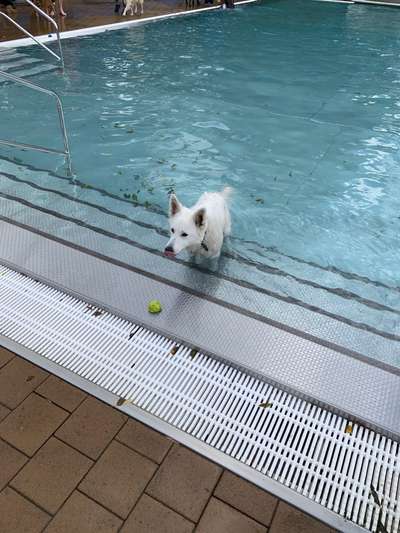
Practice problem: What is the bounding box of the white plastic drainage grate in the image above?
[0,265,399,533]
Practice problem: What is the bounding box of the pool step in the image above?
[0,157,399,374]
[0,47,59,80]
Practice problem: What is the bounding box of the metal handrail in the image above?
[0,70,72,175]
[0,0,64,69]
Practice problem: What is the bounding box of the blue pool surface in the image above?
[0,0,399,366]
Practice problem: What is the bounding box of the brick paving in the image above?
[0,348,336,532]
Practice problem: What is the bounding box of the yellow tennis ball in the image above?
[148,300,162,314]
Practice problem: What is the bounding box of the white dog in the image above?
[122,0,143,15]
[164,187,232,259]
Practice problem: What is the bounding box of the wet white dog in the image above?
[164,187,232,259]
[122,0,143,15]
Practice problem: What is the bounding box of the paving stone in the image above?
[0,393,68,456]
[55,397,127,459]
[37,375,87,412]
[214,471,278,526]
[0,357,48,408]
[0,347,14,368]
[79,440,157,518]
[0,487,50,533]
[147,444,222,522]
[116,419,173,463]
[121,494,194,533]
[270,502,336,533]
[196,497,267,533]
[0,438,28,490]
[11,437,93,514]
[44,491,122,533]
[0,404,10,422]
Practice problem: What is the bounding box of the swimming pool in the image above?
[0,0,399,370]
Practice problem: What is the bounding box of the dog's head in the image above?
[164,194,206,257]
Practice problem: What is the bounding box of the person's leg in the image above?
[58,0,66,16]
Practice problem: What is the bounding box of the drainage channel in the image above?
[0,266,398,532]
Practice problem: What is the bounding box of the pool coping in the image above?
[0,0,258,48]
[0,216,399,441]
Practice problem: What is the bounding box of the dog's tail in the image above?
[221,186,234,202]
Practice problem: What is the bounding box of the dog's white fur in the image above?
[122,0,143,15]
[164,187,232,259]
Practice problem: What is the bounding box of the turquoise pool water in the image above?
[0,0,399,365]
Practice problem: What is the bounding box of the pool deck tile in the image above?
[55,396,127,460]
[10,436,93,514]
[0,487,51,533]
[120,493,195,533]
[43,490,123,533]
[270,501,337,533]
[0,392,68,456]
[0,346,14,368]
[146,443,222,522]
[36,375,87,412]
[0,347,336,533]
[214,470,278,527]
[0,438,28,491]
[196,497,268,533]
[0,404,10,422]
[79,440,157,519]
[0,357,48,409]
[116,417,173,463]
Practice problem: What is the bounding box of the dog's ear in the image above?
[194,208,206,228]
[169,194,181,216]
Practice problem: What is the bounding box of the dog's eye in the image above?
[171,228,175,233]
[181,232,188,238]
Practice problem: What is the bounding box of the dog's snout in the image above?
[164,245,175,257]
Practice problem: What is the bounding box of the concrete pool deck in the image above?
[0,348,336,533]
[0,0,220,42]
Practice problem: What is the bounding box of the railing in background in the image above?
[0,0,64,69]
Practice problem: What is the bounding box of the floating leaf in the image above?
[117,170,123,175]
[116,397,128,406]
[345,421,353,435]
[259,401,273,409]
[255,197,264,204]
[370,484,382,507]
[189,348,198,359]
[126,128,134,134]
[170,345,179,356]
[123,193,131,199]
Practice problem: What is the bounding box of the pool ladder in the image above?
[0,0,72,175]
